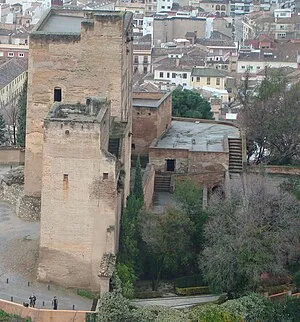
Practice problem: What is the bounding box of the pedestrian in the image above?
[32,294,37,308]
[52,296,58,310]
[29,295,34,307]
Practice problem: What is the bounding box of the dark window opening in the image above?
[63,174,68,190]
[103,173,108,180]
[166,159,175,171]
[132,143,136,150]
[54,87,62,102]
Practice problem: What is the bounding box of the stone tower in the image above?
[24,8,133,291]
[25,8,132,200]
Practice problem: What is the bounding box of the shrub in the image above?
[189,304,243,322]
[131,306,186,322]
[174,275,205,288]
[175,286,210,296]
[96,290,131,322]
[225,293,275,322]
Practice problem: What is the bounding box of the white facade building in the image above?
[157,0,174,12]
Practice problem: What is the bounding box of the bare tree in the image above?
[200,175,300,295]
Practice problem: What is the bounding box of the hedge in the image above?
[175,286,210,296]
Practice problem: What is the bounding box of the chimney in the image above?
[176,58,180,66]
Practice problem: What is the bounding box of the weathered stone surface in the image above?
[1,166,24,186]
[17,195,41,221]
[0,167,41,221]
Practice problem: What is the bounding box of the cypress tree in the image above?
[133,156,144,203]
[0,113,6,145]
[17,79,27,147]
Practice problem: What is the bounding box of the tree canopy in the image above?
[240,71,300,164]
[172,88,213,119]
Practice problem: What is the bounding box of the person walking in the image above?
[52,296,58,310]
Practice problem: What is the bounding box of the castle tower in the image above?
[24,9,133,291]
[25,8,133,201]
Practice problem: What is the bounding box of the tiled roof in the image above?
[191,67,229,77]
[196,38,236,47]
[0,58,28,89]
[238,41,300,63]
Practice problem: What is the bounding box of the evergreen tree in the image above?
[17,79,27,147]
[133,156,144,203]
[0,113,6,145]
[172,88,214,119]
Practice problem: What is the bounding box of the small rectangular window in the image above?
[172,73,176,78]
[183,73,187,79]
[159,72,164,78]
[54,88,62,102]
[8,52,14,57]
[167,72,170,78]
[103,173,108,180]
[216,77,220,85]
[63,174,68,190]
[18,53,24,57]
[197,76,200,82]
[207,77,211,85]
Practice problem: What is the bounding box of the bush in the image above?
[189,304,243,322]
[134,291,163,299]
[131,306,186,322]
[223,293,275,322]
[175,286,210,296]
[174,275,205,288]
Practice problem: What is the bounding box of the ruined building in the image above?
[24,8,133,292]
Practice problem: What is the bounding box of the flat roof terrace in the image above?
[33,9,131,35]
[153,120,240,152]
[38,15,83,33]
[133,98,161,108]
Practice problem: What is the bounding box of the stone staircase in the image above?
[154,174,172,192]
[228,138,243,174]
[108,138,120,159]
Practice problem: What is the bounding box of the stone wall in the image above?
[0,299,93,322]
[149,147,229,174]
[248,165,300,176]
[143,164,155,209]
[0,147,24,165]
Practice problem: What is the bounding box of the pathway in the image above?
[0,183,92,311]
[131,294,220,309]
